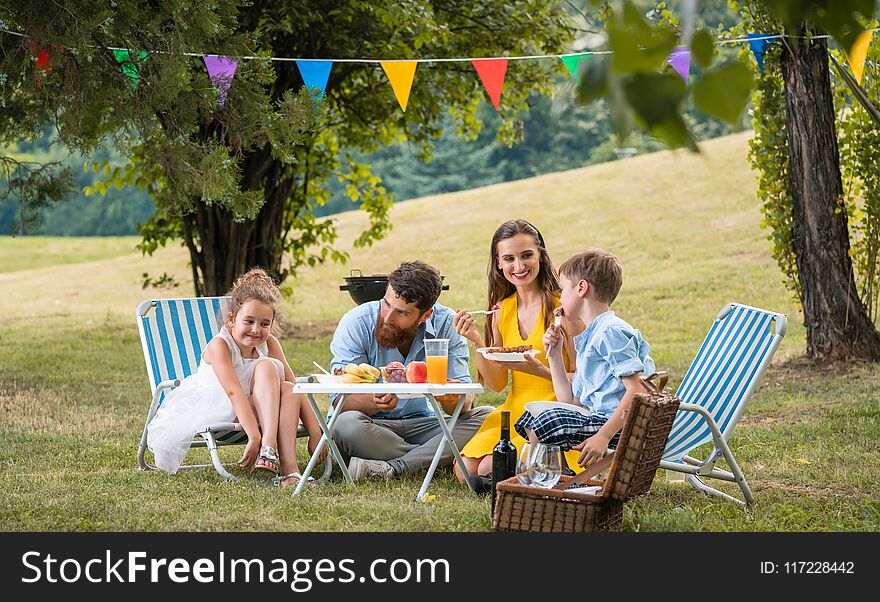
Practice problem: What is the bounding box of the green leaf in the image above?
[692,60,755,123]
[813,0,876,54]
[608,2,677,74]
[622,72,685,128]
[651,113,698,151]
[691,30,716,69]
[764,0,874,51]
[577,54,609,103]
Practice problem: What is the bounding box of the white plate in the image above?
[476,347,540,362]
[310,374,343,384]
[524,400,592,418]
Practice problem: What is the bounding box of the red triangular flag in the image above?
[27,39,61,90]
[471,58,508,111]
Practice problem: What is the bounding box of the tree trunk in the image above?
[781,34,880,361]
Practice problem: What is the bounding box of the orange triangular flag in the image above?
[846,30,873,84]
[380,61,417,112]
[471,58,508,111]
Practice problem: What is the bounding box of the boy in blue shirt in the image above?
[514,248,655,469]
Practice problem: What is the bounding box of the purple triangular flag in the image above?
[667,45,690,84]
[203,55,238,105]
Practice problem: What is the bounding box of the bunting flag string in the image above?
[203,55,238,105]
[3,26,876,113]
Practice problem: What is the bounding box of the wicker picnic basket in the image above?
[492,372,680,532]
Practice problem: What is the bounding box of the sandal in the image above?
[272,472,316,488]
[254,445,279,476]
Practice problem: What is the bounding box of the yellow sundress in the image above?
[461,293,582,471]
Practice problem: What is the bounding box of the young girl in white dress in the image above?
[146,267,327,487]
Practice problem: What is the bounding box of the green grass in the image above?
[1,132,878,531]
[0,235,140,273]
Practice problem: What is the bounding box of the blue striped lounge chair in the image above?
[660,302,787,506]
[135,296,331,481]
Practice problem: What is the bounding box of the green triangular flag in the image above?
[112,49,148,90]
[560,54,590,82]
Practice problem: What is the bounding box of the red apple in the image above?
[405,361,428,384]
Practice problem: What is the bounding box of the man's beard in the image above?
[376,313,420,348]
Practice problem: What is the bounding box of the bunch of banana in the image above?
[341,363,380,383]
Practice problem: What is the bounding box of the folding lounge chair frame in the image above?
[135,297,331,481]
[660,302,787,507]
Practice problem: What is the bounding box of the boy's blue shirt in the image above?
[571,310,655,419]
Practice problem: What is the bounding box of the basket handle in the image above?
[550,453,614,490]
[638,371,668,394]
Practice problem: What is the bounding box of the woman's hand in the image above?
[501,353,550,378]
[453,309,482,345]
[239,435,262,471]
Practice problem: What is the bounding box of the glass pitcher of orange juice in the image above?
[424,338,449,384]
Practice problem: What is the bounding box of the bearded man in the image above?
[329,260,491,480]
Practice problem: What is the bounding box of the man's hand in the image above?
[573,433,610,468]
[238,435,262,471]
[373,393,399,413]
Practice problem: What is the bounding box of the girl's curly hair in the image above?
[226,267,284,336]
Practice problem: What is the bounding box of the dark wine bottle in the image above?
[491,410,517,515]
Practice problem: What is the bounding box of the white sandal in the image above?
[272,472,316,488]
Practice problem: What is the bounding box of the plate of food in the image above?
[476,345,539,362]
[523,400,593,418]
[310,373,343,384]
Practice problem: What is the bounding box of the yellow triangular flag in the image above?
[846,30,873,84]
[380,61,417,112]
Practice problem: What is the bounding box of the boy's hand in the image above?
[542,324,562,357]
[239,436,262,471]
[573,433,610,467]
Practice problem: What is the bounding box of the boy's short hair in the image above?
[559,248,623,304]
[388,260,443,312]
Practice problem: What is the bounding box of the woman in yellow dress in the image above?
[453,219,582,493]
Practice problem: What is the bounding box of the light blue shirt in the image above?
[571,310,655,419]
[329,300,472,419]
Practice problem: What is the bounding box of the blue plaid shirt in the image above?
[571,310,655,419]
[329,300,472,419]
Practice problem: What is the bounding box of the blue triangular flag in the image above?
[747,33,778,73]
[295,60,333,100]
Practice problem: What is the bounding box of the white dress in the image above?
[146,327,285,473]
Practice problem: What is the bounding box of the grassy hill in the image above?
[1,132,878,532]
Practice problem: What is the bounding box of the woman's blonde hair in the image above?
[226,267,284,336]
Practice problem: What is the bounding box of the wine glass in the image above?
[516,442,536,485]
[527,443,563,488]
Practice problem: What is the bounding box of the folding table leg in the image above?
[293,393,353,495]
[417,394,469,502]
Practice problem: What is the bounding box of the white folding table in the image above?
[291,381,483,500]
